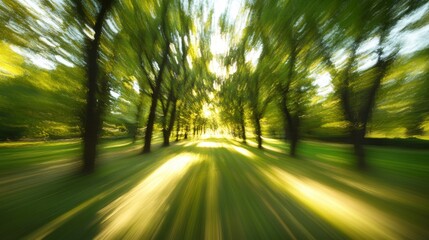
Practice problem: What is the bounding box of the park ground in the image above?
[0,136,429,239]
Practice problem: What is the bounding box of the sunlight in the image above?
[261,144,284,154]
[25,188,120,240]
[230,145,255,158]
[244,139,284,153]
[313,72,333,96]
[197,142,223,148]
[210,34,229,55]
[96,153,201,239]
[103,141,130,149]
[263,167,413,239]
[209,59,227,77]
[329,175,429,208]
[203,103,212,118]
[205,160,222,239]
[245,45,262,68]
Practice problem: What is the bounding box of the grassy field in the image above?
[0,136,428,239]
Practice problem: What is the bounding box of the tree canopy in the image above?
[1,0,428,170]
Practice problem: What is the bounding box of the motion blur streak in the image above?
[204,159,222,240]
[263,166,411,239]
[26,190,113,240]
[329,175,429,208]
[95,153,200,239]
[230,145,256,158]
[197,141,224,148]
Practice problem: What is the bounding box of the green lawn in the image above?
[0,137,428,239]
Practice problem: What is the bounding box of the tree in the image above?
[159,1,192,146]
[218,75,247,142]
[246,0,316,155]
[312,0,425,169]
[76,0,115,173]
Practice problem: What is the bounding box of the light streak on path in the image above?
[96,153,201,239]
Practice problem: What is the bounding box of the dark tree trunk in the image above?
[142,46,170,153]
[280,95,299,157]
[239,106,246,143]
[254,116,263,149]
[143,88,160,153]
[81,0,113,174]
[162,129,169,147]
[142,3,170,154]
[132,93,144,143]
[162,99,177,147]
[175,114,180,141]
[351,127,367,170]
[339,29,389,169]
[161,103,169,147]
[184,125,189,139]
[351,45,390,169]
[240,121,246,144]
[289,124,298,157]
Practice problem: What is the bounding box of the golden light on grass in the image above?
[230,145,256,159]
[204,160,222,240]
[25,190,114,240]
[197,142,223,148]
[263,166,413,239]
[96,153,201,239]
[102,141,131,149]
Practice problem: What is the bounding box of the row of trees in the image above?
[1,0,215,172]
[78,0,218,172]
[1,0,428,172]
[218,0,428,169]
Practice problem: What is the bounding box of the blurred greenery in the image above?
[0,0,429,238]
[0,0,427,151]
[1,137,428,239]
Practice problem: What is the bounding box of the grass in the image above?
[0,136,428,239]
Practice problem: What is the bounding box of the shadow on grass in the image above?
[145,141,346,239]
[1,137,428,239]
[224,137,429,238]
[0,141,185,240]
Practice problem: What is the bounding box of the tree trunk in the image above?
[254,117,263,149]
[289,125,298,157]
[161,106,169,147]
[280,95,299,157]
[352,127,367,170]
[184,125,189,139]
[239,106,246,143]
[132,93,144,143]
[175,116,180,141]
[142,2,170,154]
[142,45,170,153]
[162,99,177,146]
[81,0,113,173]
[143,89,159,153]
[162,129,169,147]
[240,119,246,144]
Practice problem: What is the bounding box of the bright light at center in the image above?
[313,72,333,96]
[209,59,227,77]
[210,34,228,55]
[203,103,212,118]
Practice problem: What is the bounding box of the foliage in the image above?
[0,0,428,168]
